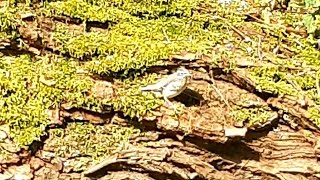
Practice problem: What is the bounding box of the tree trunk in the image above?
[1,3,320,180]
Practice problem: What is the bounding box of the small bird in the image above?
[140,67,192,109]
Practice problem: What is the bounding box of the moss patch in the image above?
[0,52,164,147]
[230,107,276,128]
[0,54,93,146]
[44,122,141,170]
[2,0,320,148]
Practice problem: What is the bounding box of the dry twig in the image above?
[210,70,232,110]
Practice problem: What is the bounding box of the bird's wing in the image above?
[140,73,177,91]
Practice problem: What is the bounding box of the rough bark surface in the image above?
[1,2,320,180]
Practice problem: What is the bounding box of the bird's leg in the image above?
[164,96,176,109]
[164,97,183,115]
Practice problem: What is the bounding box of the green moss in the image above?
[0,6,21,40]
[53,29,166,75]
[51,22,75,49]
[0,52,164,147]
[45,122,141,161]
[62,0,202,18]
[44,0,252,78]
[0,54,94,147]
[294,45,320,66]
[50,11,244,76]
[308,106,320,127]
[0,7,18,32]
[3,0,320,149]
[45,0,136,22]
[112,74,164,118]
[69,73,164,118]
[248,67,298,96]
[243,27,320,126]
[230,107,275,127]
[51,17,223,75]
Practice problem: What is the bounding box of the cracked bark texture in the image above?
[1,5,320,180]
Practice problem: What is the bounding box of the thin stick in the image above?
[209,15,250,42]
[316,73,320,97]
[210,71,232,110]
[162,28,171,44]
[257,35,262,61]
[234,160,250,176]
[246,14,307,36]
[227,22,251,42]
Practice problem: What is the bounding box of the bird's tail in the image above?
[140,86,154,91]
[140,84,161,91]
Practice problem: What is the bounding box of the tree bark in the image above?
[1,10,320,180]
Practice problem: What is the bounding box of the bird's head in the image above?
[176,67,192,78]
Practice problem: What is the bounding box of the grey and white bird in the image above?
[140,67,192,108]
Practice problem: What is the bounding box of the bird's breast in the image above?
[164,77,190,98]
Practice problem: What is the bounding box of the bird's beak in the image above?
[186,72,192,77]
